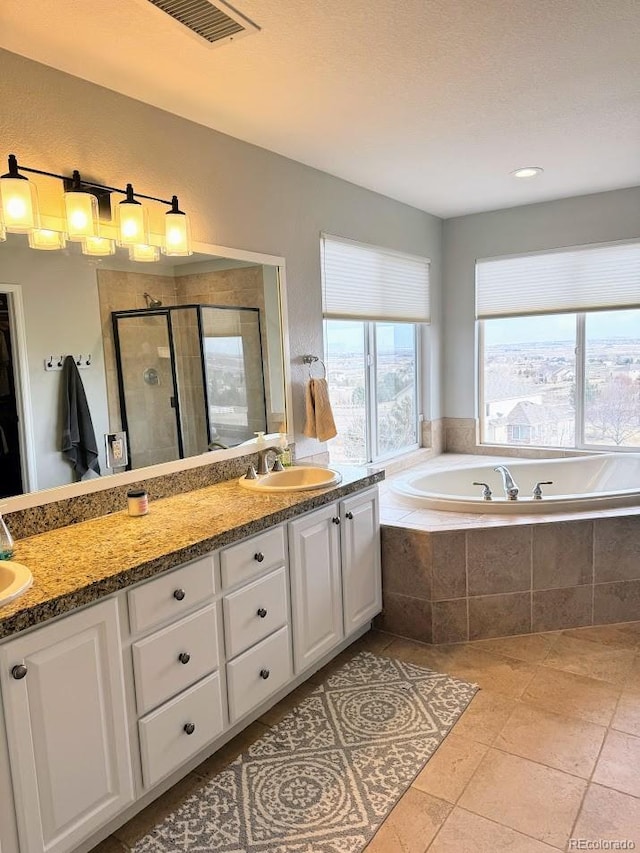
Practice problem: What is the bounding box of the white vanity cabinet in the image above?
[0,480,381,853]
[0,598,134,853]
[340,488,382,633]
[220,528,293,723]
[128,553,225,790]
[288,503,344,673]
[288,487,381,674]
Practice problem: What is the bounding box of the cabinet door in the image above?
[341,488,382,634]
[0,598,134,853]
[289,503,343,673]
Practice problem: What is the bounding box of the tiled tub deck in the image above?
[377,454,640,645]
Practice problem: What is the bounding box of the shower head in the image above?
[143,292,162,309]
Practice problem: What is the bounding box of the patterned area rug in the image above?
[132,651,478,853]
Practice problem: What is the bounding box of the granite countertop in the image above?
[0,466,383,640]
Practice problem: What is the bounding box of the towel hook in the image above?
[302,354,327,379]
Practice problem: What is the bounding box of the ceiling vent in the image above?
[146,0,259,47]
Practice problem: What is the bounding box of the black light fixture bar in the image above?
[8,156,176,206]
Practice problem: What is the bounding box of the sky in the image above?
[324,312,640,353]
[485,310,640,346]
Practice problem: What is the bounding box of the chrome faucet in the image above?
[494,465,519,500]
[256,446,282,475]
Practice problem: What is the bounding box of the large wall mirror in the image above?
[0,235,289,504]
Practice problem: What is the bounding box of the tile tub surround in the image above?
[442,418,593,459]
[0,465,383,639]
[377,455,640,643]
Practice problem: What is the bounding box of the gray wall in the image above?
[0,243,110,488]
[442,187,640,418]
[0,49,443,459]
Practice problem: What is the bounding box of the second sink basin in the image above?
[239,466,342,492]
[0,561,33,607]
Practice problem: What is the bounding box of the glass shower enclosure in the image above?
[112,304,267,470]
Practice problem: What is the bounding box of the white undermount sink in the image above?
[239,466,342,492]
[0,561,33,606]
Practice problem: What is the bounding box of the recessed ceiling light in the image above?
[511,166,544,179]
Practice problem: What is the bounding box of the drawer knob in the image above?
[11,664,27,680]
[254,552,265,563]
[178,652,191,665]
[257,607,267,618]
[259,668,270,680]
[345,511,354,520]
[173,588,186,601]
[332,516,340,525]
[183,723,196,735]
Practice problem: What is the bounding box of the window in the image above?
[477,242,640,450]
[321,235,429,463]
[325,319,419,464]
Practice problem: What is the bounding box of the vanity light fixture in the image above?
[117,184,149,247]
[0,154,40,233]
[511,166,544,179]
[82,236,116,256]
[163,195,192,256]
[27,228,66,251]
[0,153,193,259]
[129,243,160,263]
[63,170,100,241]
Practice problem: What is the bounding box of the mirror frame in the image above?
[0,239,292,514]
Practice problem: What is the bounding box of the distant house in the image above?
[504,400,574,446]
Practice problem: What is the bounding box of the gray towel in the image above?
[61,355,100,478]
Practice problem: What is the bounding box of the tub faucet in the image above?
[494,465,519,500]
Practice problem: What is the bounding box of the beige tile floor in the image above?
[91,623,640,853]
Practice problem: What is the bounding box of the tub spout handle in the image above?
[533,481,553,500]
[473,482,493,501]
[494,465,519,500]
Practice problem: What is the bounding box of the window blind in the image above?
[476,241,640,319]
[321,234,430,322]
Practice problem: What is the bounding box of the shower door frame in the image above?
[112,307,185,471]
[112,303,268,470]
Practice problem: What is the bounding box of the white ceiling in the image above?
[1,0,639,217]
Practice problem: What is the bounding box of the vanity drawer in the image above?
[138,671,225,789]
[221,526,286,589]
[132,603,221,715]
[226,625,292,722]
[223,566,288,659]
[128,554,218,635]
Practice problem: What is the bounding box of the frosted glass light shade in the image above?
[118,185,148,247]
[0,176,39,233]
[129,243,160,262]
[82,236,116,256]
[64,190,99,240]
[164,211,192,256]
[28,229,66,250]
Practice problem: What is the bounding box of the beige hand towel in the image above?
[303,378,337,442]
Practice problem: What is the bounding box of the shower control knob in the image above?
[257,608,267,618]
[178,652,191,665]
[345,512,354,520]
[259,668,270,680]
[254,552,265,563]
[11,664,27,680]
[183,723,196,735]
[173,588,186,601]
